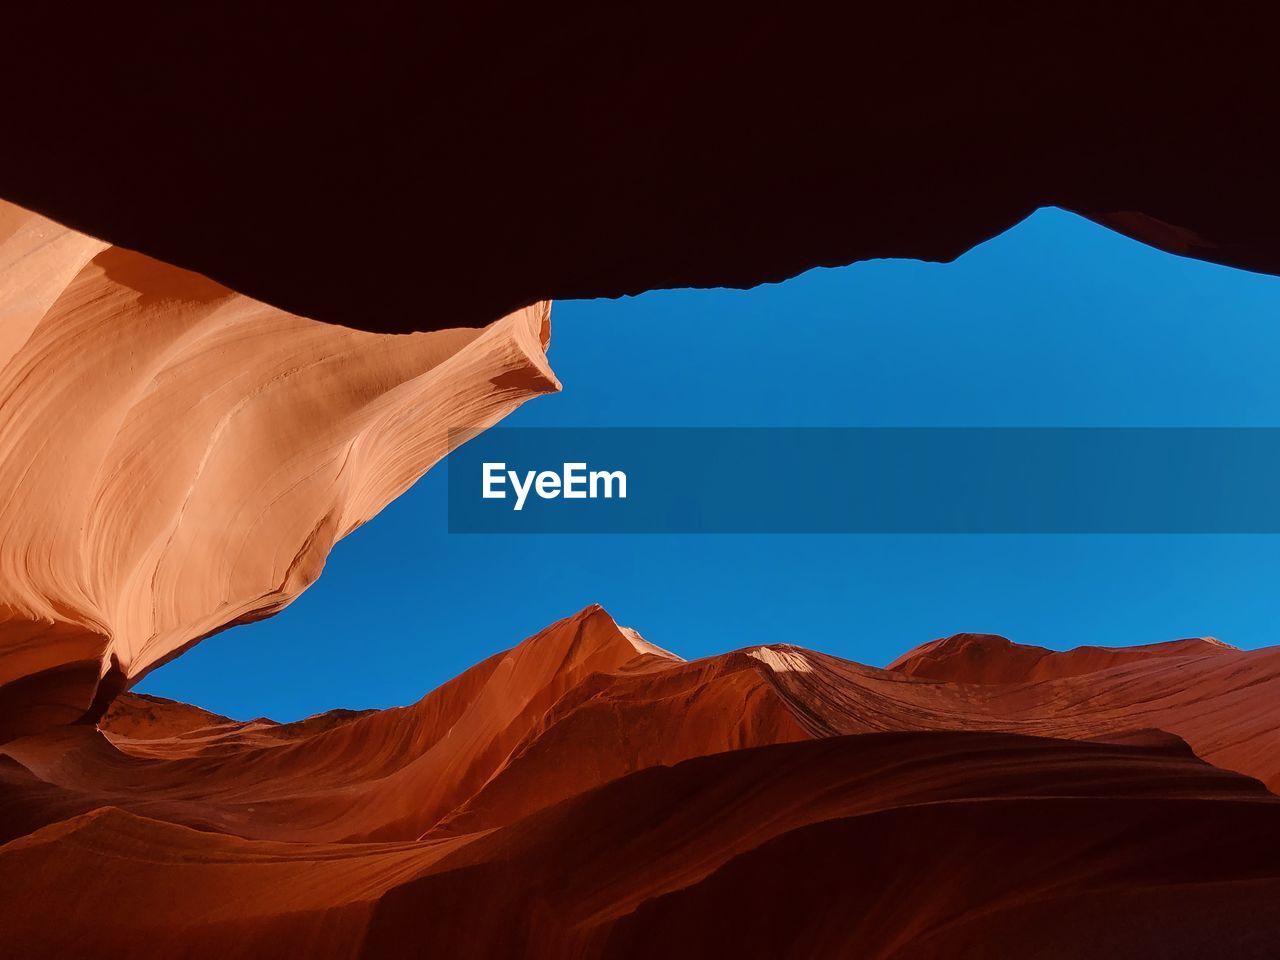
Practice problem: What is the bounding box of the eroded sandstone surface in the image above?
[4,605,1280,957]
[0,201,557,739]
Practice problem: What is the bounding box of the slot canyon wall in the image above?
[3,6,1280,956]
[0,201,556,740]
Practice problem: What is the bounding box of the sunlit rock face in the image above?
[0,201,557,739]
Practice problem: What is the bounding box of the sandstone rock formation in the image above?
[0,200,557,741]
[4,605,1280,956]
[2,6,1278,331]
[3,14,1277,950]
[887,631,1235,684]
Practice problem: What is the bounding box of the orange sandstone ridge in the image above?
[4,605,1280,957]
[0,200,558,741]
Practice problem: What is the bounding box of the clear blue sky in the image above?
[140,208,1280,720]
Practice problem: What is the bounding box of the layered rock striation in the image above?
[0,201,557,740]
[4,606,1280,956]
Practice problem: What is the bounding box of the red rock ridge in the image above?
[4,606,1280,956]
[887,631,1235,684]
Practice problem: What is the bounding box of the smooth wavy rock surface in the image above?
[0,201,557,741]
[4,605,1280,957]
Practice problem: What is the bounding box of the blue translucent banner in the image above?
[446,428,1280,533]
